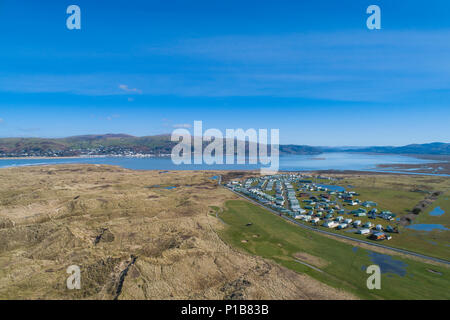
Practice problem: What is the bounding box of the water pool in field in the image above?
[362,252,408,277]
[429,207,445,216]
[354,247,407,277]
[315,184,345,192]
[406,224,449,231]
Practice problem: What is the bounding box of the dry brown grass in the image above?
[0,165,355,300]
[293,252,329,268]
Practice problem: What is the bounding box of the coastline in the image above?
[375,160,450,175]
[0,154,171,160]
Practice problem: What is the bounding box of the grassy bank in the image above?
[217,199,450,300]
[337,175,450,260]
[288,174,450,261]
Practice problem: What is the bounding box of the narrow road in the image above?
[294,259,324,273]
[219,177,450,266]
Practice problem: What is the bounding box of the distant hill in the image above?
[324,142,450,155]
[0,134,322,157]
[279,144,321,155]
[0,135,447,157]
[0,134,178,157]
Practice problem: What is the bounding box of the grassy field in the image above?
[287,174,450,260]
[1,166,448,300]
[217,199,450,300]
[339,175,450,260]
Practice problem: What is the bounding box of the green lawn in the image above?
[416,192,450,225]
[217,199,450,300]
[292,178,450,261]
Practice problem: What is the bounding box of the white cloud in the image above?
[119,84,142,94]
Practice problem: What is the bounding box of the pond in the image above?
[429,206,445,217]
[315,184,345,192]
[363,251,408,277]
[406,224,449,231]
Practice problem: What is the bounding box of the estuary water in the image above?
[0,152,442,173]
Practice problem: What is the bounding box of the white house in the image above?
[322,221,339,228]
[353,220,362,227]
[311,217,320,224]
[363,222,373,228]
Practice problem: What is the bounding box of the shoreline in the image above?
[1,163,449,177]
[375,161,450,175]
[0,155,171,160]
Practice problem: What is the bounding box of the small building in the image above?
[379,211,395,221]
[363,222,373,228]
[369,232,391,241]
[362,201,377,207]
[357,228,371,235]
[353,220,362,227]
[386,225,395,233]
[322,221,339,228]
[337,223,348,230]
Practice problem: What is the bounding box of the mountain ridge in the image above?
[321,142,450,155]
[0,135,448,157]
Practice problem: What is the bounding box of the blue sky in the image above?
[0,0,449,145]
